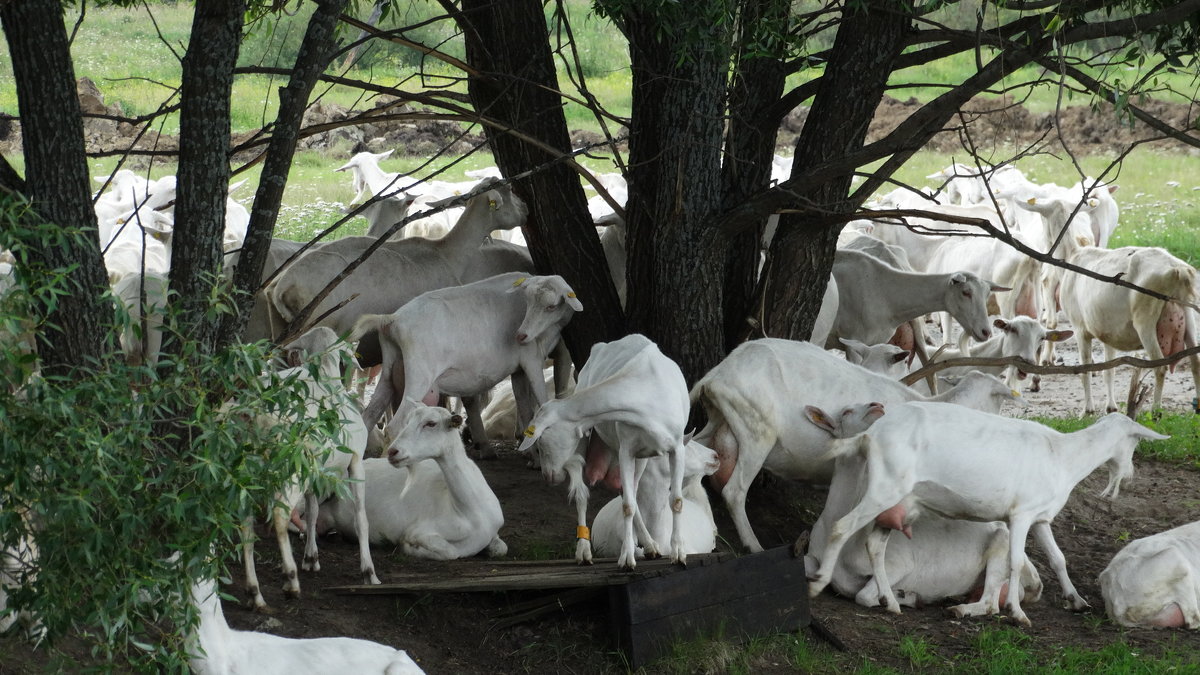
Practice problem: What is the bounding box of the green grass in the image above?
[641,626,1200,674]
[1032,413,1200,465]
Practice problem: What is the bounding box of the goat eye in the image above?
[546,303,558,312]
[963,291,972,298]
[423,420,437,428]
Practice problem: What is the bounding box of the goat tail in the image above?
[348,313,393,344]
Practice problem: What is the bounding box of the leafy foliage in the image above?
[0,197,353,671]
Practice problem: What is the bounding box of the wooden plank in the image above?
[328,552,734,594]
[608,546,810,669]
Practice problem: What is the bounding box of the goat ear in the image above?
[564,291,583,312]
[1045,329,1073,342]
[803,406,836,434]
[1107,183,1119,194]
[989,282,1012,293]
[517,423,542,452]
[838,337,865,354]
[286,348,304,368]
[993,318,1010,332]
[507,277,528,294]
[949,272,967,285]
[892,351,909,365]
[449,414,463,429]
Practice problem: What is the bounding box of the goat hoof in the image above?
[282,586,300,600]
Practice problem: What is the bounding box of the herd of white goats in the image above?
[3,150,1200,672]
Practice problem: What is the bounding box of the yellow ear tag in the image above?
[566,292,577,298]
[1011,389,1021,398]
[576,525,591,540]
[1048,334,1061,343]
[513,277,526,287]
[488,199,498,210]
[116,218,126,225]
[523,425,536,438]
[1027,197,1037,205]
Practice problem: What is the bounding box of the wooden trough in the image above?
[330,546,810,668]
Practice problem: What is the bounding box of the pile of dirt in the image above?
[780,93,1200,157]
[5,80,1198,164]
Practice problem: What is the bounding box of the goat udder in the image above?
[709,424,739,491]
[1147,602,1186,628]
[875,503,912,538]
[1156,305,1187,372]
[584,438,612,487]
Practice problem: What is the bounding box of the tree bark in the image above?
[761,1,913,341]
[720,0,791,350]
[165,0,246,358]
[460,0,625,368]
[616,3,732,385]
[218,0,350,348]
[0,0,112,372]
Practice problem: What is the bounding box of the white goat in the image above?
[928,316,1073,390]
[334,150,417,239]
[1046,205,1200,413]
[316,405,505,559]
[827,249,1007,351]
[188,577,424,674]
[239,327,379,611]
[354,273,581,452]
[1100,520,1200,629]
[690,338,1023,553]
[802,402,1043,612]
[838,338,909,378]
[518,334,691,570]
[592,441,720,560]
[808,403,1168,625]
[266,183,531,348]
[114,271,169,366]
[923,228,1043,348]
[480,368,573,441]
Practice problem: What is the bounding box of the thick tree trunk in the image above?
[218,0,350,348]
[720,0,790,350]
[762,1,912,340]
[0,0,112,371]
[166,0,246,358]
[460,0,625,367]
[611,4,731,385]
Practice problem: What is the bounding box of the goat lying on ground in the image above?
[188,577,424,674]
[1100,520,1200,629]
[314,405,506,560]
[591,441,720,559]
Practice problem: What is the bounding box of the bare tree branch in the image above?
[901,345,1200,386]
